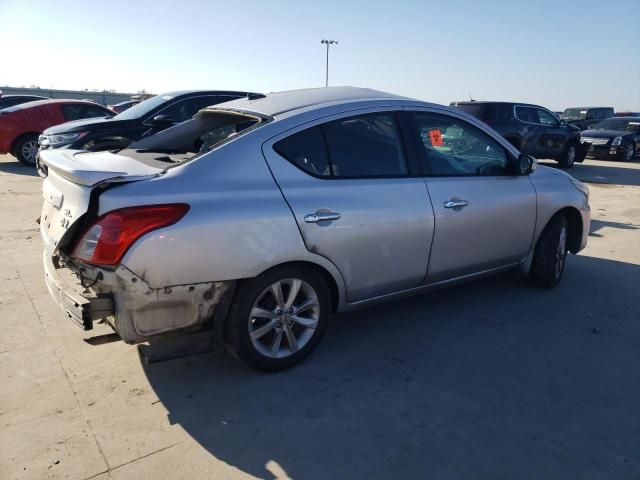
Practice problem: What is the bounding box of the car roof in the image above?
[452,100,546,109]
[160,90,255,98]
[0,94,46,98]
[208,86,413,116]
[6,99,106,109]
[564,106,613,110]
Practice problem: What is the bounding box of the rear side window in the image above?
[324,114,407,177]
[486,104,513,123]
[515,106,539,124]
[274,113,408,178]
[274,127,330,176]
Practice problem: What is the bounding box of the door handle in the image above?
[443,200,469,209]
[304,211,341,223]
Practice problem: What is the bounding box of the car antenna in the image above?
[469,92,475,102]
[247,93,266,100]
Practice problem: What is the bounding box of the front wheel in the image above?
[225,266,330,371]
[558,142,577,168]
[618,143,635,162]
[13,134,39,166]
[530,215,569,288]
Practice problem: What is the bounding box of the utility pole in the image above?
[321,39,338,87]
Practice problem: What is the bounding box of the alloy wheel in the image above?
[21,140,38,165]
[625,144,634,161]
[248,278,320,359]
[566,145,576,166]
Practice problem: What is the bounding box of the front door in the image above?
[262,110,435,302]
[408,110,537,283]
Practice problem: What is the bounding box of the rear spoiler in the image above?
[39,149,161,187]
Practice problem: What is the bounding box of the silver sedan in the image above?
[39,87,590,371]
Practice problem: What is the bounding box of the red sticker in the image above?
[429,129,443,146]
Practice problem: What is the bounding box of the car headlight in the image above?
[46,131,88,146]
[612,136,622,146]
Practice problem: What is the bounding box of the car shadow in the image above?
[538,158,640,187]
[142,255,640,479]
[0,157,38,177]
[590,219,640,237]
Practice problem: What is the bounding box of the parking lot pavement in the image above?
[0,153,639,480]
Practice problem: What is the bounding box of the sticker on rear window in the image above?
[429,129,443,147]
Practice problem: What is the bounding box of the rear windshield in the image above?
[452,103,487,120]
[121,109,267,168]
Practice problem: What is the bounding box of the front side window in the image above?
[274,113,408,178]
[412,112,510,176]
[536,109,560,126]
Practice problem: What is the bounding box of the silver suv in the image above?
[39,87,590,371]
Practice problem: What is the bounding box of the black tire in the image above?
[225,265,330,371]
[618,143,635,162]
[558,142,577,168]
[13,134,39,166]
[530,215,569,288]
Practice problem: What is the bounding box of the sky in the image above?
[1,0,639,111]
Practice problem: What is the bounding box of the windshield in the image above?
[593,119,640,132]
[112,94,164,120]
[562,108,587,120]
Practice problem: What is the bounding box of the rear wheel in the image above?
[225,266,330,371]
[530,215,568,288]
[13,134,39,166]
[558,142,577,168]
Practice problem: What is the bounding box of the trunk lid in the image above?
[39,149,161,254]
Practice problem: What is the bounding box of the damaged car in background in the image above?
[39,87,590,371]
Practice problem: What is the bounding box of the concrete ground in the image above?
[1,153,639,480]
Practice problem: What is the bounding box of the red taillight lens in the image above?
[72,204,189,266]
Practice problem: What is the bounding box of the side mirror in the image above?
[151,114,173,125]
[516,153,536,175]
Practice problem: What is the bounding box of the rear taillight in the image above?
[72,204,189,266]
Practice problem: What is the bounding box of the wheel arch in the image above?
[250,260,342,313]
[550,206,583,253]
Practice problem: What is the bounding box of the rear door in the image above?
[262,109,435,302]
[407,109,537,283]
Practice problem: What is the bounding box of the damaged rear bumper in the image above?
[43,252,235,344]
[43,252,114,330]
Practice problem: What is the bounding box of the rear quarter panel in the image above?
[98,134,346,298]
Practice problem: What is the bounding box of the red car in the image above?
[0,99,113,166]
